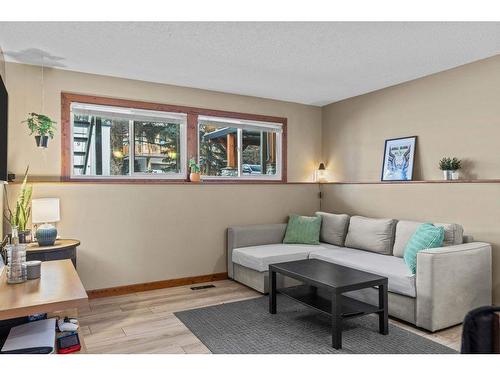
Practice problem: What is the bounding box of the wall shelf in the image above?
[9,178,500,185]
[323,179,500,185]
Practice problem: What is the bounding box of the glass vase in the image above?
[6,226,27,284]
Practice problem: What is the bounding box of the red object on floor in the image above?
[57,344,81,354]
[57,332,81,354]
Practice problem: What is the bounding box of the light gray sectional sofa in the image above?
[227,212,492,332]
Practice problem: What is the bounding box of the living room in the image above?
[1,1,499,371]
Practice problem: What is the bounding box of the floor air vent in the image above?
[191,284,216,290]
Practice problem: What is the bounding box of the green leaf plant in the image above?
[189,158,201,174]
[23,112,57,138]
[3,166,32,231]
[439,157,462,171]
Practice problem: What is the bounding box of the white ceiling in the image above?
[0,22,499,106]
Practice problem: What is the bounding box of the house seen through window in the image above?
[198,115,282,179]
[70,103,187,179]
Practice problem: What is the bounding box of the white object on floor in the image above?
[58,318,79,332]
[1,318,56,354]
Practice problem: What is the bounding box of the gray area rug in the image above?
[175,295,457,354]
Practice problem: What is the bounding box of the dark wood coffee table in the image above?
[269,259,388,349]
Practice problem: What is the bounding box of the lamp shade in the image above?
[315,163,328,183]
[32,198,60,224]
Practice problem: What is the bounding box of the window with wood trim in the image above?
[198,115,282,180]
[61,93,287,182]
[69,103,186,179]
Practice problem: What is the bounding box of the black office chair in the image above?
[461,306,500,354]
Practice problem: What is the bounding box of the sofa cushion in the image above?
[344,216,397,255]
[283,214,322,245]
[310,244,416,297]
[232,244,324,272]
[315,212,350,246]
[393,220,464,257]
[403,223,444,274]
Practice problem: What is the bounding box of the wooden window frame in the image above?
[61,93,288,183]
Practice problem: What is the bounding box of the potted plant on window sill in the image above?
[23,112,57,148]
[189,158,201,183]
[439,157,462,180]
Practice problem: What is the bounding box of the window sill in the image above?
[58,177,291,184]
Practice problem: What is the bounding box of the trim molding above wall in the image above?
[86,272,228,299]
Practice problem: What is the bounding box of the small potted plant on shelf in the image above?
[450,157,462,180]
[439,157,462,180]
[23,112,57,148]
[3,167,32,243]
[189,158,201,183]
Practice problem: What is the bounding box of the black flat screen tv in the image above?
[0,75,7,182]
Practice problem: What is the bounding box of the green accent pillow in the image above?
[283,214,322,245]
[403,223,445,274]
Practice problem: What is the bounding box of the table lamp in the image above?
[32,198,60,246]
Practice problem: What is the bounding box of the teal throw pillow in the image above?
[283,214,322,245]
[403,223,445,274]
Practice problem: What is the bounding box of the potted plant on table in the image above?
[23,112,57,148]
[439,157,462,180]
[3,167,32,243]
[189,158,201,183]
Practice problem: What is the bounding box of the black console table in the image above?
[26,239,81,268]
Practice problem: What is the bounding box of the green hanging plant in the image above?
[23,112,57,138]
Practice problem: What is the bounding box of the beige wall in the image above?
[6,62,322,181]
[322,55,500,182]
[7,183,319,290]
[321,55,500,303]
[4,62,322,290]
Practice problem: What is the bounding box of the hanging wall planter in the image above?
[23,112,57,149]
[34,135,49,148]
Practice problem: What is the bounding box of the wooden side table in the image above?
[0,260,88,354]
[26,239,81,268]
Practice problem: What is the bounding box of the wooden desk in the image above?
[27,239,80,268]
[0,260,88,320]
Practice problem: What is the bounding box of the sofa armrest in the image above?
[227,224,287,278]
[416,242,492,331]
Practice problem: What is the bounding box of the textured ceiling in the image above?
[0,22,499,106]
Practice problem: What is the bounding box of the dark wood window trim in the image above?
[61,93,288,184]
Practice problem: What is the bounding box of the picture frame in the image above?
[381,136,417,181]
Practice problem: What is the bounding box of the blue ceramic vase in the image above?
[36,225,57,246]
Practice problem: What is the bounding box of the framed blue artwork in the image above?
[381,136,417,181]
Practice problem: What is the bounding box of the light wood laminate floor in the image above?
[77,280,461,354]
